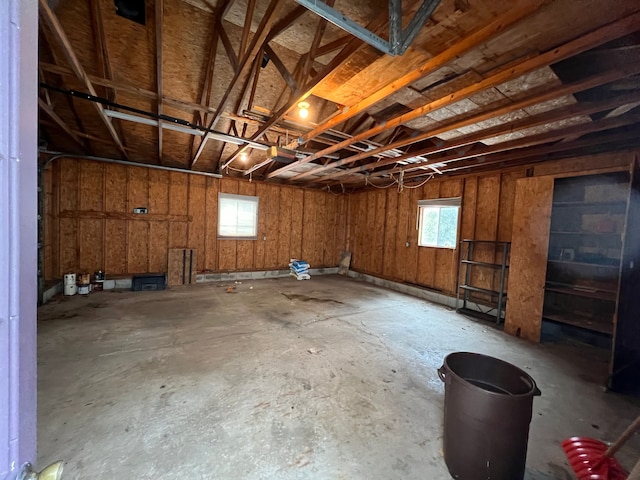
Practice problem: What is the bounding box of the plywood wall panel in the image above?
[394,191,410,282]
[78,219,103,273]
[128,167,149,211]
[204,177,219,271]
[149,170,170,215]
[323,194,337,267]
[290,189,304,261]
[253,183,268,269]
[314,192,327,267]
[79,162,104,211]
[148,222,169,273]
[472,175,501,292]
[104,163,128,212]
[104,220,127,275]
[264,184,280,268]
[369,190,387,276]
[58,218,77,275]
[127,221,149,274]
[382,190,398,279]
[301,190,317,266]
[45,161,347,280]
[404,187,418,284]
[461,177,478,241]
[188,175,207,271]
[504,176,554,342]
[277,187,293,267]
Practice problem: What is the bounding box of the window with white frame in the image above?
[417,197,461,249]
[218,193,259,239]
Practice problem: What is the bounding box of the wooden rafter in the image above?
[38,98,85,148]
[293,1,543,149]
[313,35,351,60]
[422,129,640,177]
[291,65,640,182]
[263,44,298,92]
[219,22,239,73]
[190,20,220,158]
[366,114,640,180]
[236,6,395,175]
[191,0,285,167]
[313,90,640,184]
[268,9,640,179]
[156,0,164,163]
[219,53,264,171]
[39,62,219,117]
[39,0,128,159]
[302,0,334,79]
[239,0,257,59]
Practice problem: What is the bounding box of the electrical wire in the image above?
[403,173,434,189]
[365,175,399,189]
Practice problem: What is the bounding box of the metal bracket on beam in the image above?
[294,0,441,56]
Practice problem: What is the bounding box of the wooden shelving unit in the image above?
[542,172,628,338]
[457,240,510,325]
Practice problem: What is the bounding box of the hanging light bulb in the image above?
[240,152,248,162]
[298,101,310,119]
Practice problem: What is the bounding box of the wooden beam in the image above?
[269,8,640,178]
[40,61,221,117]
[263,43,298,91]
[266,5,307,42]
[156,0,164,163]
[437,130,640,176]
[38,98,85,148]
[89,0,114,97]
[239,0,257,59]
[191,0,285,167]
[294,1,543,148]
[368,114,640,179]
[219,22,239,73]
[292,64,640,181]
[39,0,128,158]
[310,91,640,183]
[302,0,334,79]
[190,24,219,158]
[313,35,351,59]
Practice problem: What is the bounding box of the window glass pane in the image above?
[421,207,439,246]
[218,194,258,238]
[437,206,459,248]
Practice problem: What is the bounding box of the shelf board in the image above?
[547,259,620,270]
[461,260,509,269]
[543,313,613,335]
[459,285,506,298]
[545,283,617,302]
[457,307,502,325]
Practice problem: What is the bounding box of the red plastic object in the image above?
[562,436,629,480]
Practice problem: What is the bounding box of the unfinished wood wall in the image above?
[346,151,635,297]
[43,158,347,279]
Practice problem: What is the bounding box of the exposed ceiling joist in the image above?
[269,9,640,179]
[38,0,129,159]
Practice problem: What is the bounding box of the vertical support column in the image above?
[0,0,39,478]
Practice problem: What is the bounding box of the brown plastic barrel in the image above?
[438,352,541,480]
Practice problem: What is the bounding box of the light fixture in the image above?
[298,101,310,119]
[240,152,248,162]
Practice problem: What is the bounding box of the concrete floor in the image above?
[37,275,640,479]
